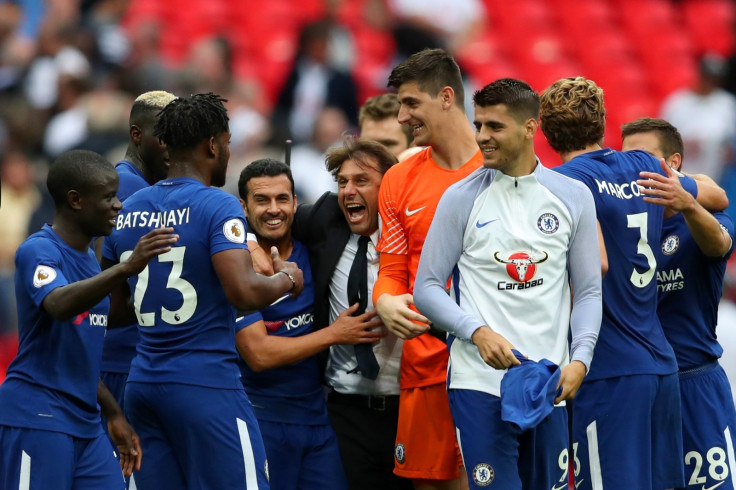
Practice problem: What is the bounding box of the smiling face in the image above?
[80,169,122,237]
[243,174,296,247]
[474,104,535,176]
[397,81,446,147]
[337,157,383,236]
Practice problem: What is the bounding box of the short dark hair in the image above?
[387,48,465,107]
[47,149,114,207]
[325,135,398,178]
[473,78,539,122]
[238,158,295,201]
[358,93,413,146]
[154,92,229,151]
[621,117,684,160]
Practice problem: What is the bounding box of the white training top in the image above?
[414,162,602,397]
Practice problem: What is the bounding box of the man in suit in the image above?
[292,136,411,490]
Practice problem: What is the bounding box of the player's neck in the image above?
[430,121,478,170]
[501,152,538,177]
[123,149,154,185]
[51,216,93,253]
[167,161,209,185]
[559,143,603,163]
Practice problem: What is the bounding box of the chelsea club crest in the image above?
[661,234,679,255]
[537,213,559,234]
[472,463,494,486]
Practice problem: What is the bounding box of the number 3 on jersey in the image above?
[120,247,197,326]
[627,212,656,288]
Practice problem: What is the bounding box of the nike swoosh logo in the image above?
[405,206,426,216]
[476,219,499,228]
[550,483,568,490]
[703,482,725,490]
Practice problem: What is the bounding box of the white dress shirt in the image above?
[325,230,402,395]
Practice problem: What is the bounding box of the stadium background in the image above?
[0,0,735,382]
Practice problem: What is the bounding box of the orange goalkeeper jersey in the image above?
[376,147,482,389]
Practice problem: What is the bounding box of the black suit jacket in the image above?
[292,191,351,331]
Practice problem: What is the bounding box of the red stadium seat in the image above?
[455,30,518,83]
[491,0,556,37]
[550,0,617,39]
[618,0,678,42]
[535,131,562,168]
[522,57,583,93]
[573,28,636,69]
[683,0,736,56]
[606,94,659,146]
[585,59,651,101]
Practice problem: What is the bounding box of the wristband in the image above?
[278,270,296,292]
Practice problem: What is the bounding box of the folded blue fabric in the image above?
[500,349,561,431]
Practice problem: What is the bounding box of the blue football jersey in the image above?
[115,160,148,200]
[655,212,734,370]
[554,148,697,380]
[100,160,148,374]
[104,177,248,389]
[0,225,109,437]
[236,240,328,425]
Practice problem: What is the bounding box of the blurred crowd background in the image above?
[2,0,736,380]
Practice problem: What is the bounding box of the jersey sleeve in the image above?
[207,192,250,256]
[376,169,408,255]
[15,238,70,309]
[414,179,484,341]
[566,184,603,371]
[678,174,698,198]
[716,211,735,260]
[374,169,412,301]
[235,311,264,333]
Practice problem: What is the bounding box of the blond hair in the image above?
[134,90,177,110]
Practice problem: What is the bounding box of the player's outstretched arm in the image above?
[98,380,142,477]
[566,184,601,396]
[43,227,178,321]
[638,161,731,256]
[638,158,727,212]
[690,171,729,212]
[213,246,303,312]
[236,305,385,371]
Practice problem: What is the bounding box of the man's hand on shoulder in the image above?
[375,293,430,340]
